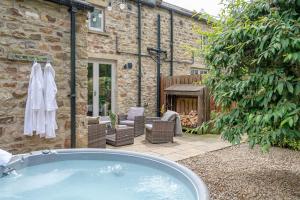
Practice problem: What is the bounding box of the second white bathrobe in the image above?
[43,63,58,138]
[24,62,46,136]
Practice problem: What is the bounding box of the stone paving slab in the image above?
[107,134,231,161]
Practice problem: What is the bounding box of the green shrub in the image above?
[109,112,117,129]
[200,0,300,151]
[273,138,300,151]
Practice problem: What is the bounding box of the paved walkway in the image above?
[107,134,231,161]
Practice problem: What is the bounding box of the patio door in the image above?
[87,61,116,117]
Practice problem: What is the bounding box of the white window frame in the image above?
[88,8,104,32]
[191,68,208,75]
[200,35,208,50]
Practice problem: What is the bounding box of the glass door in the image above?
[87,63,94,116]
[99,64,111,116]
[87,62,113,117]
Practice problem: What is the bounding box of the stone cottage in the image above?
[0,0,210,153]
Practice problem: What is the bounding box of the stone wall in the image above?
[87,0,209,116]
[0,0,88,153]
[0,0,209,154]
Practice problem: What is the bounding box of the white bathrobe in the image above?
[43,63,58,138]
[24,62,46,136]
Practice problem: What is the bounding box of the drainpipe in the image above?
[45,0,94,148]
[156,14,161,117]
[69,6,77,149]
[137,0,142,107]
[169,10,174,76]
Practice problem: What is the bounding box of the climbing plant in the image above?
[201,0,300,151]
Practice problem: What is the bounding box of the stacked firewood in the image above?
[180,110,198,128]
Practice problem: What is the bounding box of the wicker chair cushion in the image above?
[127,107,144,121]
[161,110,176,122]
[119,120,135,126]
[145,124,153,131]
[99,116,111,125]
[87,116,99,125]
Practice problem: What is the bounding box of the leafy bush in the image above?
[273,138,300,151]
[201,0,300,151]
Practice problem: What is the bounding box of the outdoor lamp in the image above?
[107,0,127,11]
[119,2,126,10]
[107,2,112,11]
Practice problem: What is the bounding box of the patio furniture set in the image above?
[87,107,178,148]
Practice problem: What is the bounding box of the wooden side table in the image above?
[106,126,134,147]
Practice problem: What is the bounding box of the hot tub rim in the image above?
[7,148,209,200]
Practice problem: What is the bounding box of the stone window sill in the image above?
[88,30,110,37]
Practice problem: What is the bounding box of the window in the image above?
[89,8,104,32]
[191,68,208,75]
[200,35,208,50]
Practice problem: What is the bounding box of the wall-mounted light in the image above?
[119,2,126,10]
[123,63,133,69]
[107,2,113,11]
[107,0,127,11]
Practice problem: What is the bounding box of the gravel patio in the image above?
[180,144,300,200]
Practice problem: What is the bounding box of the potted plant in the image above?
[109,112,117,129]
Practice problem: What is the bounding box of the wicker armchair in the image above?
[118,107,145,137]
[145,117,175,144]
[88,123,106,148]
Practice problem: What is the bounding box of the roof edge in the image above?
[45,0,94,11]
[137,0,209,23]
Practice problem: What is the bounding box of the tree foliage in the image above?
[202,0,300,151]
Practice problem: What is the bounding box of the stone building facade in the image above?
[0,0,209,153]
[87,0,208,116]
[0,0,89,153]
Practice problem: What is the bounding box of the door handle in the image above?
[94,91,96,96]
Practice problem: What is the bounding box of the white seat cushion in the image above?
[99,121,111,125]
[145,124,153,131]
[127,107,144,121]
[120,120,134,126]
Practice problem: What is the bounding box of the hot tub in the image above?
[0,149,209,200]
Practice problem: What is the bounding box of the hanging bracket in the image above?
[7,53,52,63]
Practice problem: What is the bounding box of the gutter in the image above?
[45,0,94,148]
[136,1,207,22]
[159,2,195,18]
[158,1,208,23]
[46,0,94,11]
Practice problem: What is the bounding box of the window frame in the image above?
[190,68,209,75]
[88,8,105,32]
[200,35,208,50]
